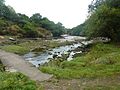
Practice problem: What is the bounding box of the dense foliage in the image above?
[67,23,86,36]
[0,0,66,38]
[30,14,66,37]
[68,0,120,42]
[85,0,120,42]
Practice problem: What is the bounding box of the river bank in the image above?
[0,36,88,89]
[39,43,120,90]
[0,36,120,90]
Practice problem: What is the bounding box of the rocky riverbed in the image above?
[23,36,91,67]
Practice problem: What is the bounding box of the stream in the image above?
[23,36,91,67]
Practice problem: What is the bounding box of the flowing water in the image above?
[23,36,91,67]
[24,43,83,67]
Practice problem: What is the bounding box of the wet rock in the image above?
[48,52,52,55]
[53,54,58,59]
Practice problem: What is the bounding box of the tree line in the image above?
[0,0,66,38]
[68,0,120,42]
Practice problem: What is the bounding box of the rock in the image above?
[53,54,58,58]
[48,52,52,55]
[9,37,16,41]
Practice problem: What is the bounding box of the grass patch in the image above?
[0,72,37,90]
[40,43,120,79]
[0,58,46,90]
[0,62,39,90]
[1,45,29,55]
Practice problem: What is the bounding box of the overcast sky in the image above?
[5,0,92,28]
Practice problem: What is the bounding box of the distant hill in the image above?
[0,0,66,38]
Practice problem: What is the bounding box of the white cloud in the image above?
[5,0,92,28]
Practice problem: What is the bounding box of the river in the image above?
[23,35,90,67]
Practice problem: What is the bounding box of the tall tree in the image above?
[85,0,120,41]
[30,13,42,26]
[0,0,4,5]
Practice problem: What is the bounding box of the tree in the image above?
[22,22,38,38]
[68,23,86,36]
[0,0,66,38]
[88,0,104,13]
[30,13,42,26]
[17,13,30,27]
[40,18,65,37]
[88,0,120,13]
[0,0,4,5]
[85,0,120,42]
[0,2,19,22]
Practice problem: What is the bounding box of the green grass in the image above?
[0,72,38,90]
[40,43,120,79]
[0,61,45,90]
[1,45,29,55]
[0,62,38,90]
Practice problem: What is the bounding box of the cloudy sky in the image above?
[5,0,92,28]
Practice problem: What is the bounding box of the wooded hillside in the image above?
[0,0,66,38]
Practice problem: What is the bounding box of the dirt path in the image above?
[40,75,120,90]
[0,50,52,81]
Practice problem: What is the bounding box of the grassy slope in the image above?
[40,43,120,79]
